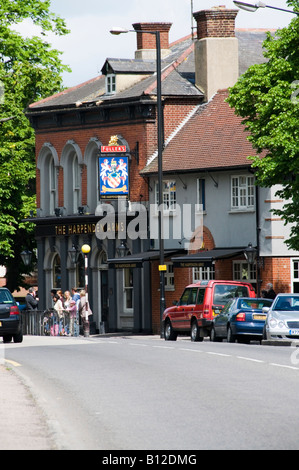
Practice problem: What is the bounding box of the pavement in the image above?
[0,332,148,450]
[0,362,55,450]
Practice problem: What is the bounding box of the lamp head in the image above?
[110,27,129,35]
[233,1,266,12]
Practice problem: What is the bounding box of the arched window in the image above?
[61,141,83,215]
[85,139,101,214]
[37,143,59,216]
[49,156,57,215]
[73,154,80,213]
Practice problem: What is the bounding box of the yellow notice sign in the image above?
[159,265,167,272]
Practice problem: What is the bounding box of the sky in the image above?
[15,0,298,88]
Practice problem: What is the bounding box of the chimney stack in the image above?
[132,22,172,60]
[193,6,239,101]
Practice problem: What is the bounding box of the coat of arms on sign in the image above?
[99,136,129,199]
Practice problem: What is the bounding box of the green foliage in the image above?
[227,1,299,251]
[0,0,70,290]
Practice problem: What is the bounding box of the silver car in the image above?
[263,293,299,341]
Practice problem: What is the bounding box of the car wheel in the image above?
[164,320,177,341]
[210,326,222,342]
[262,325,267,340]
[3,335,12,343]
[227,326,236,343]
[13,332,23,343]
[191,321,203,342]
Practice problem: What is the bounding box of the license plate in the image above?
[289,329,299,335]
[253,315,266,320]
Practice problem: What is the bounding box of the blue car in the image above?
[210,297,273,343]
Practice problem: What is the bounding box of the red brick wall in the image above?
[132,22,172,51]
[193,8,238,39]
[35,99,199,209]
[260,257,292,294]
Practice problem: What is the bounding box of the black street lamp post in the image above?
[110,27,166,337]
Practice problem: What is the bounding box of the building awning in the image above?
[108,250,181,269]
[171,247,246,268]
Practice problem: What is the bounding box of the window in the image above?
[233,261,256,291]
[179,288,191,305]
[63,149,82,215]
[106,74,116,94]
[53,254,61,289]
[49,156,57,215]
[292,259,299,293]
[179,287,199,305]
[73,154,80,213]
[197,288,205,304]
[193,265,215,282]
[231,175,255,210]
[124,268,133,311]
[197,179,205,211]
[164,263,174,290]
[155,180,176,212]
[213,283,250,305]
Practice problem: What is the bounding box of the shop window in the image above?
[53,254,61,289]
[193,265,215,282]
[233,261,256,291]
[123,268,133,311]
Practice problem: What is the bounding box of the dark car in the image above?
[210,297,273,343]
[0,288,23,343]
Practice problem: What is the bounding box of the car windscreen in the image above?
[213,285,249,305]
[238,299,272,310]
[274,296,299,311]
[0,290,14,304]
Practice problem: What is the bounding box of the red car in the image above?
[163,280,256,341]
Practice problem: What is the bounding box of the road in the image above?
[2,334,299,450]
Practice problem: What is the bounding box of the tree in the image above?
[0,0,70,291]
[227,0,299,251]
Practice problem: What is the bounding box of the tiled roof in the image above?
[28,29,269,112]
[141,90,256,175]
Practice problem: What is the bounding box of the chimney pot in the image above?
[132,22,172,60]
[193,7,238,39]
[193,6,239,102]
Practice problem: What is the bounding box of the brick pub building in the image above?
[26,7,299,334]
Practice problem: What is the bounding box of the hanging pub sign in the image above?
[99,136,129,199]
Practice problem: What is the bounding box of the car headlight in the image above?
[269,316,286,329]
[269,317,277,328]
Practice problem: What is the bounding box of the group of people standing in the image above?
[51,288,92,336]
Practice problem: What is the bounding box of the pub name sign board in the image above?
[99,136,129,200]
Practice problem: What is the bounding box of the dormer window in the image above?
[106,74,116,94]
